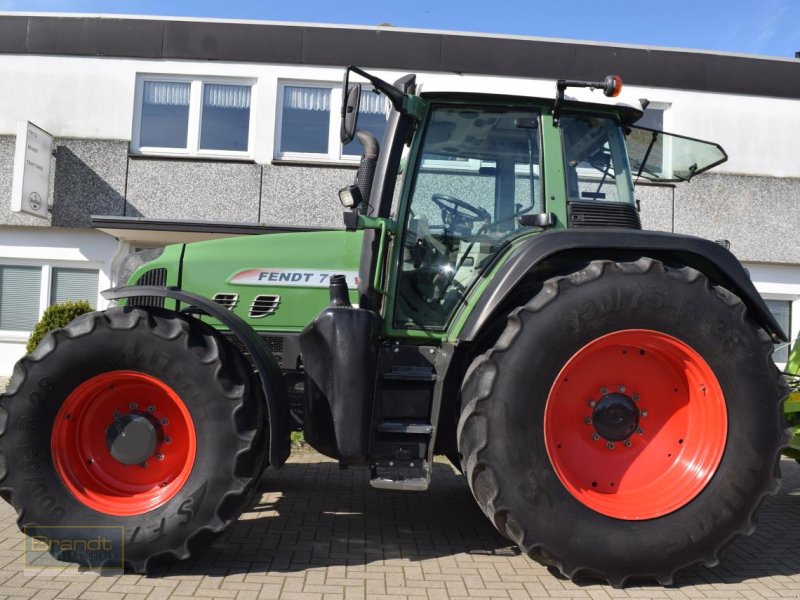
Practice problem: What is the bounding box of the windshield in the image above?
[395,105,542,329]
[625,126,728,182]
[560,114,634,204]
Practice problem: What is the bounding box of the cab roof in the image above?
[419,91,644,125]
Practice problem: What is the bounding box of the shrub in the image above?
[26,300,94,354]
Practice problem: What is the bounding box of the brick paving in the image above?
[0,450,799,599]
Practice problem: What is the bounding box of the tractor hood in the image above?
[178,229,364,332]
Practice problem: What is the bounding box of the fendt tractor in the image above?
[0,67,789,586]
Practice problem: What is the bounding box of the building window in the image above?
[50,268,99,307]
[765,299,792,364]
[275,81,387,162]
[0,264,99,334]
[636,107,665,130]
[0,265,42,331]
[132,76,254,157]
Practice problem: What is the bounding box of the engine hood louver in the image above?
[250,295,281,318]
[212,293,239,310]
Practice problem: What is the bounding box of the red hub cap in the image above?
[544,330,727,520]
[52,371,196,516]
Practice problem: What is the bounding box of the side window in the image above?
[395,107,542,329]
[561,115,633,204]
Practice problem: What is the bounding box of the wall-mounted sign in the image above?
[11,121,54,219]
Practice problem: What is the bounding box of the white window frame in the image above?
[275,80,386,165]
[0,259,102,342]
[131,74,257,160]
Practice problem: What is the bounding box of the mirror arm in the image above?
[345,65,406,111]
[552,80,567,127]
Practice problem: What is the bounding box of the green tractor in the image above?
[0,67,789,586]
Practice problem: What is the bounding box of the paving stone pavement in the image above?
[1,450,800,600]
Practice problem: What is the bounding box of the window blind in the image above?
[143,81,190,106]
[203,84,251,109]
[283,86,331,112]
[51,268,99,308]
[0,266,41,331]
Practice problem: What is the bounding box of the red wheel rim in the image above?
[544,329,727,520]
[52,371,196,516]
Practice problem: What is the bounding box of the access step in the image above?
[382,366,437,382]
[370,459,431,491]
[376,422,433,434]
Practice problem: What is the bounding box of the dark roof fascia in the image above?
[1,15,800,100]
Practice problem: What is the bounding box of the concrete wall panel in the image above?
[125,159,261,223]
[260,164,353,228]
[673,173,800,264]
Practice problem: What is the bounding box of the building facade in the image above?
[1,14,799,374]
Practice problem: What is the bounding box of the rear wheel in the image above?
[0,306,267,572]
[458,258,788,586]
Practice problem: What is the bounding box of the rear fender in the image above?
[102,285,290,468]
[457,229,787,344]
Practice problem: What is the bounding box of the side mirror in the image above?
[340,82,362,144]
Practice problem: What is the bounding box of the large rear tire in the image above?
[458,258,788,587]
[0,306,268,572]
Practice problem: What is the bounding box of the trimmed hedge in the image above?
[26,300,94,354]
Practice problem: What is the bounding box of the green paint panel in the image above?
[179,230,364,332]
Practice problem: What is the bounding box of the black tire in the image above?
[458,258,788,587]
[0,306,268,572]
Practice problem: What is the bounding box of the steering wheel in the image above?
[431,194,491,233]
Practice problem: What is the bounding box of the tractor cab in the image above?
[336,68,728,333]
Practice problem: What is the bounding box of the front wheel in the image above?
[458,258,788,586]
[0,306,267,572]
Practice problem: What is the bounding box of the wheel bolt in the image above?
[113,411,121,418]
[618,385,626,393]
[632,394,640,402]
[588,400,597,408]
[147,405,156,413]
[161,418,169,425]
[156,453,164,461]
[129,402,137,410]
[624,440,632,448]
[584,417,592,425]
[641,410,648,418]
[592,433,600,441]
[600,387,609,395]
[139,462,147,468]
[637,428,644,435]
[607,442,615,450]
[164,435,172,444]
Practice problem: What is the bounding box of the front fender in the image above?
[102,285,290,468]
[456,229,787,344]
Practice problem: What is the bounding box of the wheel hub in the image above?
[105,413,158,465]
[592,393,639,442]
